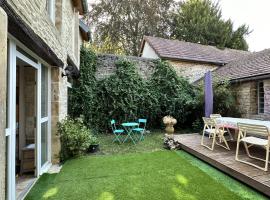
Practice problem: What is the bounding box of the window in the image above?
[46,0,55,24]
[257,81,264,114]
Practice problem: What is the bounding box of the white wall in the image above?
[141,42,159,59]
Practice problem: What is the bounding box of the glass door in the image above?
[6,39,17,200]
[40,64,51,171]
[6,37,52,199]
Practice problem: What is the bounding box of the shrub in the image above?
[190,80,241,131]
[70,47,238,133]
[148,61,196,128]
[57,117,93,161]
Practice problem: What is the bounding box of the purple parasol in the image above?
[204,71,213,117]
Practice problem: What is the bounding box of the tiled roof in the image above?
[214,49,270,81]
[141,36,250,65]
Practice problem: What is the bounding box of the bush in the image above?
[69,47,239,133]
[57,117,94,161]
[69,47,197,132]
[189,80,241,130]
[148,60,196,128]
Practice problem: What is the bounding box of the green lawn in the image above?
[26,132,267,200]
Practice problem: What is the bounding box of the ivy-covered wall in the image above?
[69,47,197,132]
[69,47,240,133]
[95,54,156,80]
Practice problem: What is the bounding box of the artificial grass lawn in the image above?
[26,132,267,200]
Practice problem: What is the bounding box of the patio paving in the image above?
[174,133,270,197]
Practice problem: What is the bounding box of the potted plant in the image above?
[88,135,99,153]
[163,115,177,136]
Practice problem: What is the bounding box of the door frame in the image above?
[5,36,52,200]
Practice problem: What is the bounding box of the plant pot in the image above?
[165,124,175,135]
[88,144,99,153]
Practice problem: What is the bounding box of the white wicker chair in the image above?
[236,123,270,171]
[201,117,230,151]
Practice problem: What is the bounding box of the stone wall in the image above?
[233,80,270,120]
[96,55,218,83]
[7,0,81,67]
[0,7,7,200]
[51,67,68,163]
[96,54,156,80]
[168,60,217,83]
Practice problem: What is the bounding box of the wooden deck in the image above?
[174,133,270,197]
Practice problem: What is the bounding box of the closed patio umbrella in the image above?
[204,71,213,117]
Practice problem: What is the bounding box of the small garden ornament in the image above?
[163,116,177,138]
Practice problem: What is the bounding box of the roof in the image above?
[214,49,270,82]
[140,36,250,65]
[79,19,91,41]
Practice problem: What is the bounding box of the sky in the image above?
[218,0,270,52]
[88,0,270,52]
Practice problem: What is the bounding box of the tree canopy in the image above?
[88,0,176,55]
[172,0,250,50]
[87,0,250,55]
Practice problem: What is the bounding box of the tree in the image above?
[87,0,176,56]
[172,0,250,50]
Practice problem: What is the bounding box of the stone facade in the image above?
[3,0,86,165]
[168,60,217,83]
[0,7,7,200]
[233,79,270,120]
[7,0,81,67]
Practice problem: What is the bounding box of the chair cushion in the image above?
[241,136,268,146]
[133,128,144,132]
[114,129,124,134]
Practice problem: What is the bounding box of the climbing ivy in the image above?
[69,47,197,132]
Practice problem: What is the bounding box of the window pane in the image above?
[41,122,48,166]
[41,65,48,118]
[258,82,264,113]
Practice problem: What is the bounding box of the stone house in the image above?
[214,49,270,120]
[139,36,250,83]
[0,0,89,199]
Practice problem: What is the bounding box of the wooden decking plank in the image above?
[175,133,270,197]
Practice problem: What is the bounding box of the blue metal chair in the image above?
[111,120,124,143]
[133,119,147,141]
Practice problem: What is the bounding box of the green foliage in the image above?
[172,0,250,50]
[69,47,196,132]
[190,80,241,132]
[91,59,153,130]
[68,47,97,127]
[57,117,95,161]
[69,48,240,133]
[88,0,176,55]
[148,61,196,127]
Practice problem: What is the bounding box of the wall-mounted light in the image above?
[61,65,80,79]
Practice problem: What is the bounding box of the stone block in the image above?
[0,7,7,199]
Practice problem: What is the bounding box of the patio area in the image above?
[174,133,270,196]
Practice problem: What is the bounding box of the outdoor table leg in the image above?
[123,127,136,144]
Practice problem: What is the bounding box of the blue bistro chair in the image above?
[133,119,147,141]
[111,120,125,143]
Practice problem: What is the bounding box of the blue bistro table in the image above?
[122,122,139,144]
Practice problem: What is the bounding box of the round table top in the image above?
[122,122,139,127]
